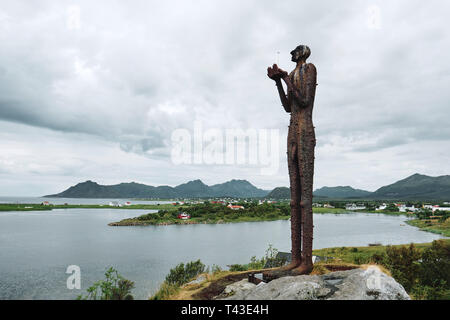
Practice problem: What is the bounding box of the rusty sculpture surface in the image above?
[266,45,317,277]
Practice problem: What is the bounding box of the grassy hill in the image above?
[371,173,450,200]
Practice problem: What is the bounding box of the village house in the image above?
[177,212,191,220]
[432,205,450,213]
[109,201,122,207]
[345,203,366,210]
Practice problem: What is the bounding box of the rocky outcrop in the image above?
[218,266,410,300]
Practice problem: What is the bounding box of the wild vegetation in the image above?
[77,267,135,300]
[0,204,52,211]
[406,209,450,237]
[110,202,291,226]
[314,240,450,300]
[153,240,449,300]
[151,260,206,300]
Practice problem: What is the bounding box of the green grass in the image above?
[406,218,450,237]
[312,240,450,265]
[0,204,52,211]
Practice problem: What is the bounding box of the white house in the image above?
[109,201,122,207]
[432,206,450,213]
[346,203,366,210]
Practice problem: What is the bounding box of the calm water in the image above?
[0,206,446,300]
[0,196,173,205]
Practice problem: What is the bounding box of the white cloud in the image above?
[0,0,449,195]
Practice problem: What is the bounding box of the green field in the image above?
[406,218,450,237]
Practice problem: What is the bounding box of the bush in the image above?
[352,254,370,265]
[165,259,205,286]
[370,252,387,264]
[385,244,421,292]
[211,264,222,274]
[263,244,285,268]
[78,267,134,300]
[229,264,248,271]
[151,282,179,300]
[419,240,450,295]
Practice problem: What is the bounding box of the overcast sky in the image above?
[1,0,449,196]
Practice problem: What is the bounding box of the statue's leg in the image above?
[292,127,315,275]
[262,130,301,280]
[286,140,302,268]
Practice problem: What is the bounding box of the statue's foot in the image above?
[291,263,313,275]
[262,262,301,281]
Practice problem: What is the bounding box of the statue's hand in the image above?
[267,64,288,81]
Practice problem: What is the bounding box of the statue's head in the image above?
[290,45,311,63]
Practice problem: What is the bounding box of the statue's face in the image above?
[290,45,310,62]
[290,49,302,62]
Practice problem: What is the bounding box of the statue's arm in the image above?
[281,76,301,104]
[268,64,291,113]
[303,64,317,107]
[275,79,291,113]
[282,63,317,108]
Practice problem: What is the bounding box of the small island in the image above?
[109,202,294,226]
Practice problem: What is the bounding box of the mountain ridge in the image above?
[266,174,450,200]
[45,173,450,200]
[45,179,270,199]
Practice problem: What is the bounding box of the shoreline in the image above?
[108,216,291,226]
[108,210,415,227]
[406,218,450,237]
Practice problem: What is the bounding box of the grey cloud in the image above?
[0,0,449,194]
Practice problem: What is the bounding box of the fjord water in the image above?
[0,202,445,299]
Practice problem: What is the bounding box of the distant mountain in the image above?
[265,185,371,200]
[371,173,450,200]
[45,173,450,200]
[313,186,372,199]
[266,187,290,199]
[45,179,269,199]
[210,179,269,198]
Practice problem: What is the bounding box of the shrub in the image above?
[248,256,265,270]
[352,254,370,265]
[229,264,248,271]
[263,244,285,268]
[211,264,222,274]
[385,244,421,291]
[266,212,277,219]
[165,259,205,286]
[419,240,450,293]
[370,252,387,265]
[78,267,134,300]
[151,282,179,300]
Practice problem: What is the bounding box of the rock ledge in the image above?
[218,266,410,300]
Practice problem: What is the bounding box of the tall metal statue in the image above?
[267,45,317,276]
